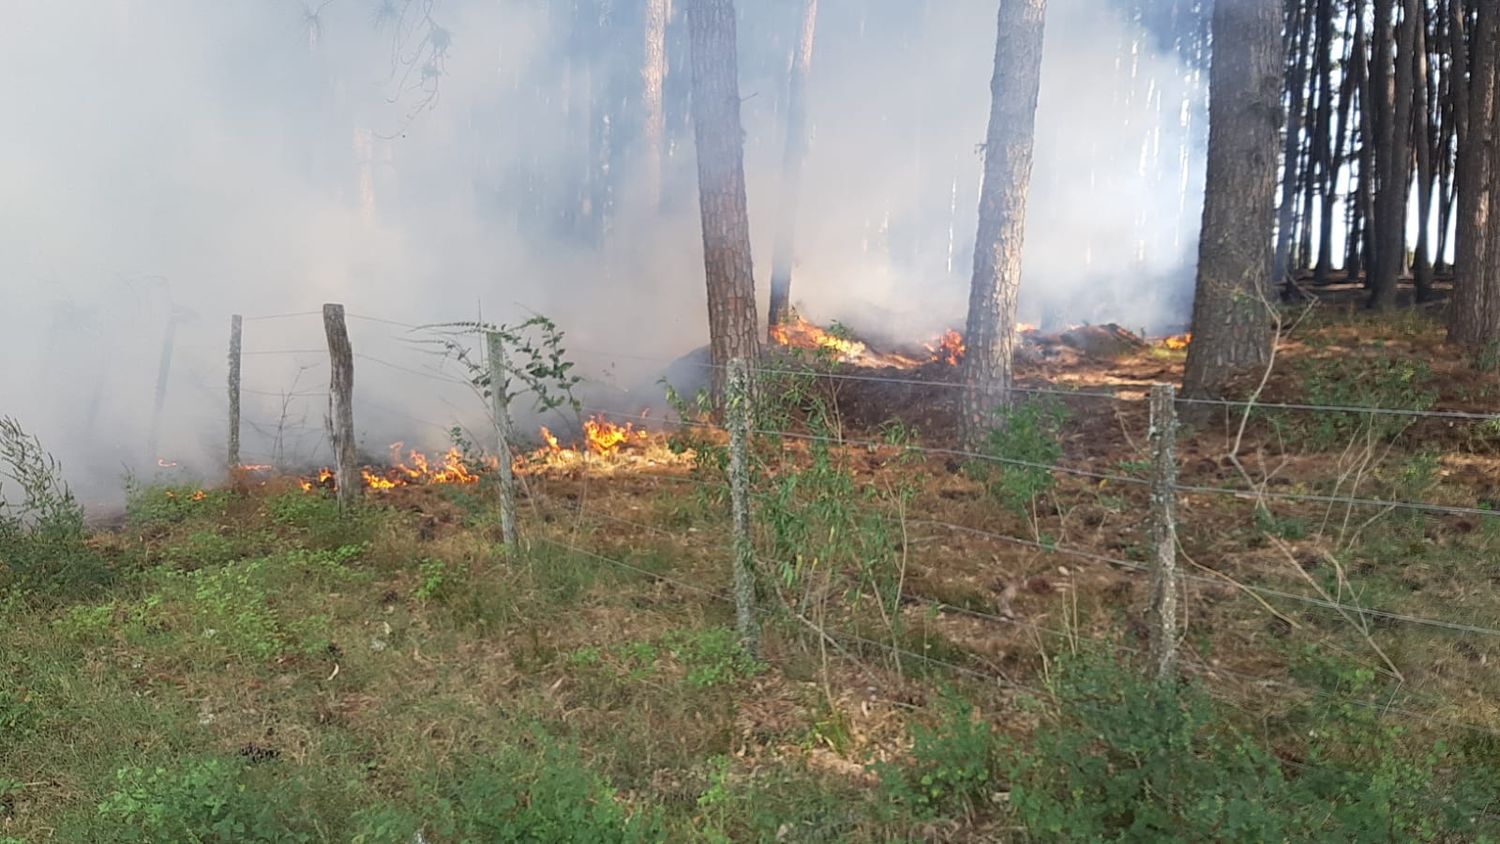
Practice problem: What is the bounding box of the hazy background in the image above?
[0,0,1205,503]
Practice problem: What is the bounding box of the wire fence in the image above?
[199,305,1500,747]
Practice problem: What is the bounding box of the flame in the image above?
[303,445,485,493]
[237,464,273,472]
[770,318,867,360]
[584,416,648,455]
[191,490,207,501]
[156,458,178,469]
[1160,333,1192,350]
[924,330,967,366]
[540,427,561,452]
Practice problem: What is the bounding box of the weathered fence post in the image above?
[726,357,759,656]
[227,314,242,470]
[1148,382,1180,681]
[485,330,520,552]
[322,304,358,512]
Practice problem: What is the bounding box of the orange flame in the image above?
[770,318,867,360]
[540,427,561,452]
[156,458,178,469]
[1160,333,1192,350]
[924,330,967,366]
[237,464,273,472]
[584,415,648,455]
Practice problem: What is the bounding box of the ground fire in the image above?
[541,414,649,458]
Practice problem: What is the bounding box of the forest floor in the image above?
[5,304,1500,841]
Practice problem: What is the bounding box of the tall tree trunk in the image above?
[1314,0,1337,284]
[1369,0,1419,308]
[1413,6,1437,301]
[642,0,670,210]
[688,0,760,395]
[1182,0,1284,399]
[1449,0,1500,350]
[767,0,820,336]
[958,0,1049,448]
[1332,1,1361,281]
[1273,0,1311,295]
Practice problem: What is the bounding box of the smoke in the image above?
[0,0,1204,505]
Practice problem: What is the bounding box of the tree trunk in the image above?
[1181,0,1284,399]
[1273,1,1311,294]
[958,0,1049,448]
[1413,7,1437,301]
[688,0,760,396]
[1449,0,1500,350]
[1369,0,1419,309]
[767,0,821,336]
[1314,0,1338,285]
[642,0,670,210]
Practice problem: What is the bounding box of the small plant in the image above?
[1271,358,1438,450]
[412,556,460,603]
[965,398,1068,519]
[876,690,1000,820]
[666,627,762,688]
[0,418,108,603]
[98,757,313,843]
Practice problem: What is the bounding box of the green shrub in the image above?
[664,627,762,689]
[1272,358,1437,450]
[354,733,665,843]
[1007,650,1498,842]
[124,482,231,530]
[876,690,1001,820]
[97,757,314,843]
[965,398,1067,517]
[0,418,110,604]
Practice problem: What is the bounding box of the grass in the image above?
[4,308,1500,840]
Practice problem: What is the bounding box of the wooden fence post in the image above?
[145,311,179,469]
[485,330,520,552]
[228,314,242,470]
[726,357,759,655]
[323,304,358,512]
[1148,382,1180,682]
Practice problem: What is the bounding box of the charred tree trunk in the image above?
[958,0,1049,448]
[1182,0,1284,399]
[1450,0,1500,350]
[642,0,670,210]
[1369,0,1419,309]
[767,0,820,336]
[688,0,760,396]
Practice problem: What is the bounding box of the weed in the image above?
[97,757,314,843]
[965,398,1067,520]
[876,690,1000,820]
[665,626,762,688]
[0,418,109,604]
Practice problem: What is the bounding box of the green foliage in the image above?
[1007,650,1497,842]
[0,418,108,604]
[124,483,231,530]
[876,690,1000,820]
[664,627,762,689]
[0,688,40,742]
[97,757,313,843]
[413,556,464,603]
[268,489,339,528]
[964,398,1067,517]
[1273,358,1438,450]
[354,733,665,843]
[435,315,583,416]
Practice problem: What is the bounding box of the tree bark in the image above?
[1314,0,1338,285]
[1181,0,1284,399]
[688,0,760,396]
[958,0,1049,448]
[1369,0,1419,309]
[767,0,820,336]
[1273,1,1311,294]
[1413,6,1437,301]
[1449,0,1500,350]
[643,0,670,210]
